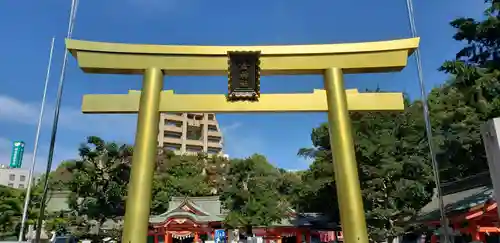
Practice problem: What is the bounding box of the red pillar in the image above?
[479,231,486,243]
[296,231,302,243]
[469,222,485,243]
[430,235,437,243]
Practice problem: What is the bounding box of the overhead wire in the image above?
[18,37,55,242]
[404,0,450,242]
[33,0,80,242]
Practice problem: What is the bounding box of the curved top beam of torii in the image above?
[66,37,419,75]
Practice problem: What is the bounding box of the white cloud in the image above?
[221,122,242,134]
[0,94,137,171]
[0,96,41,125]
[0,94,137,142]
[221,121,265,159]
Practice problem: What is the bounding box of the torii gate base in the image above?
[67,37,419,243]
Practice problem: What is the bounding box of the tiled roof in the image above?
[150,196,224,224]
[417,172,494,222]
[149,196,338,229]
[417,186,493,222]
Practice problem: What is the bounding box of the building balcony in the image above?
[163,137,183,144]
[163,114,185,121]
[164,126,183,133]
[185,145,204,154]
[207,130,222,137]
[207,142,223,148]
[184,139,204,147]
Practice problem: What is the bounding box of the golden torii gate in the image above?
[66,37,418,243]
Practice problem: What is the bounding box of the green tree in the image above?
[275,169,303,207]
[0,185,22,240]
[220,154,289,237]
[151,151,215,215]
[0,178,50,240]
[431,0,500,182]
[64,136,133,239]
[298,100,434,242]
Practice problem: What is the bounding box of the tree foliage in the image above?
[0,185,22,240]
[62,136,133,238]
[221,154,290,236]
[46,136,232,240]
[297,1,500,241]
[150,151,225,215]
[430,0,500,182]
[298,101,435,242]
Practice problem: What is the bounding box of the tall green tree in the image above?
[431,0,500,182]
[151,151,217,215]
[64,136,133,239]
[221,154,289,236]
[298,100,434,243]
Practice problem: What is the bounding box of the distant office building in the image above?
[0,164,32,189]
[158,113,224,156]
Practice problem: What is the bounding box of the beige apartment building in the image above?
[158,113,224,155]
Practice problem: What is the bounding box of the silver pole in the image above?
[17,37,56,242]
[404,0,450,242]
[34,0,79,241]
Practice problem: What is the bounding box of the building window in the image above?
[186,145,203,153]
[208,147,221,155]
[165,120,182,127]
[18,184,24,189]
[9,174,15,181]
[164,131,182,139]
[187,113,203,120]
[164,143,181,151]
[187,126,202,140]
[8,183,13,187]
[208,136,221,143]
[208,114,215,120]
[208,125,218,132]
[20,175,26,182]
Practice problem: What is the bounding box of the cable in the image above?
[18,37,56,242]
[404,0,450,242]
[33,0,80,242]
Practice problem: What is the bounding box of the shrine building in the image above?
[147,196,343,243]
[417,172,499,243]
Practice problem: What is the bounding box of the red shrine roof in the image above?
[149,196,225,225]
[149,196,339,230]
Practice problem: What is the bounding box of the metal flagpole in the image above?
[17,37,56,242]
[34,0,79,241]
[404,0,450,242]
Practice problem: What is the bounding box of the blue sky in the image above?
[0,0,486,171]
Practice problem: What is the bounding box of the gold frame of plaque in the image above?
[67,37,419,243]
